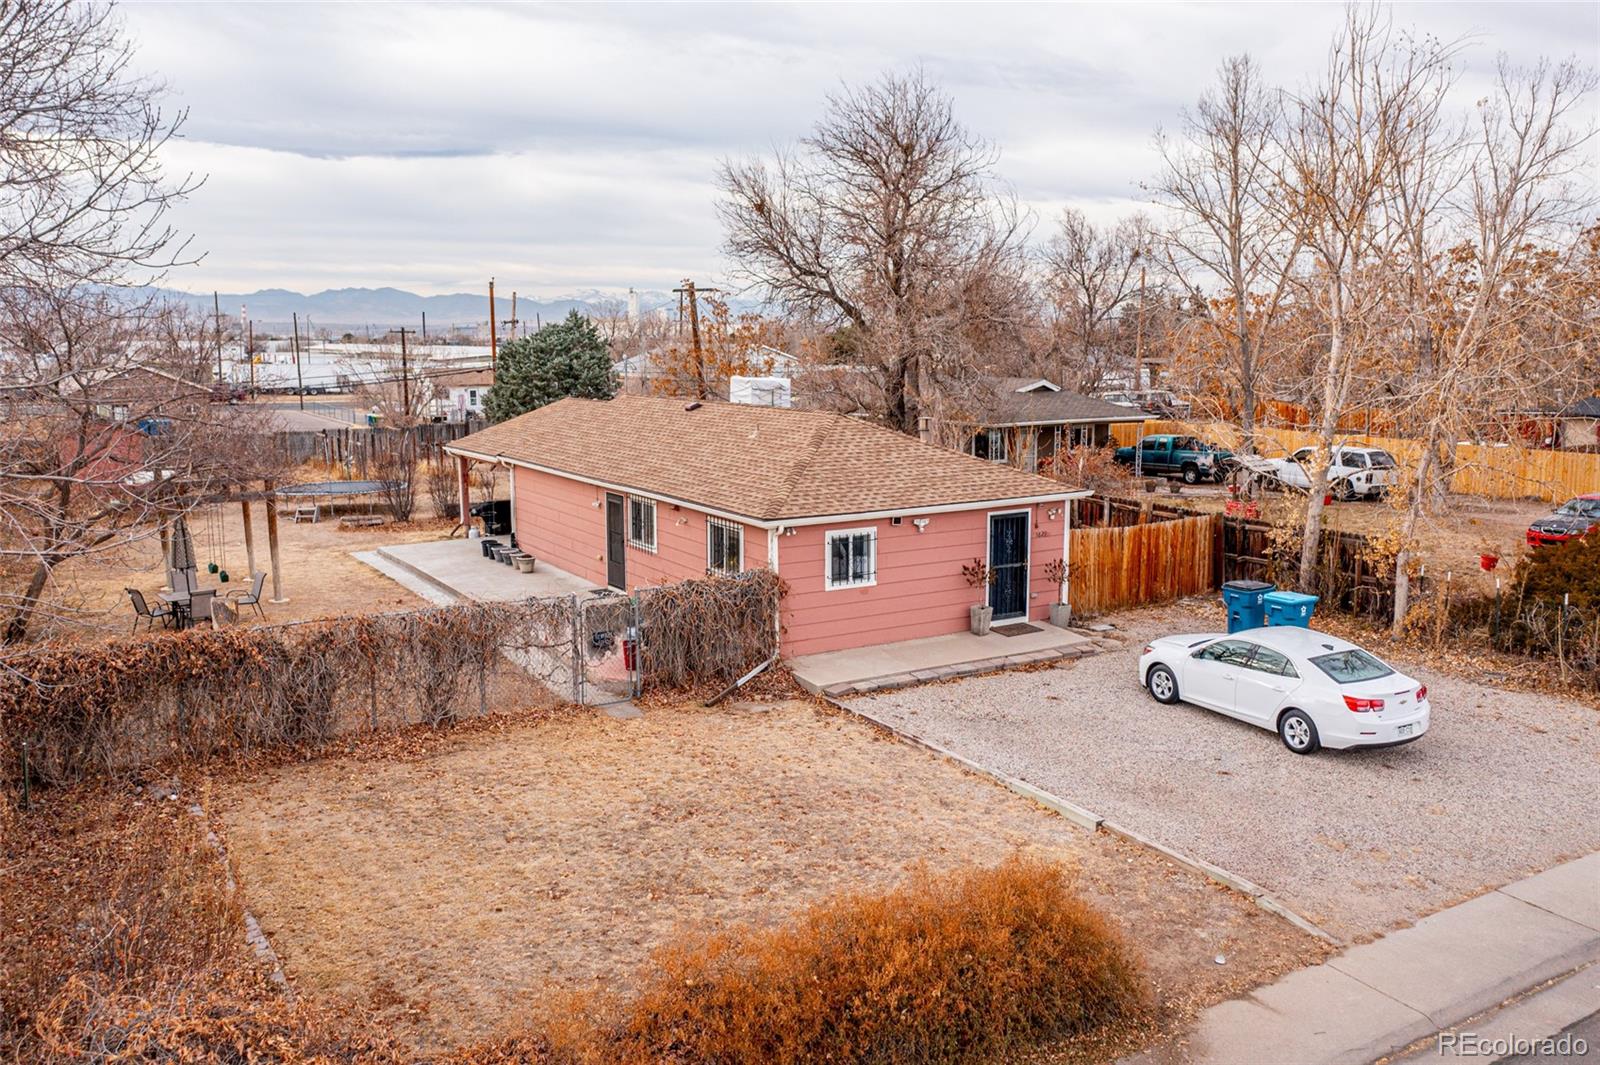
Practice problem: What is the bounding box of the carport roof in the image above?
[446,395,1084,523]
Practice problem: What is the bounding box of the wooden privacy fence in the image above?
[1109,420,1600,502]
[273,421,479,473]
[1069,513,1219,617]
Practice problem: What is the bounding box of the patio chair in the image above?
[188,589,221,628]
[126,588,173,633]
[226,571,268,620]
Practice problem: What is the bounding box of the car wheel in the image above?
[1147,664,1180,704]
[1336,482,1358,502]
[1278,710,1320,754]
[1182,465,1200,485]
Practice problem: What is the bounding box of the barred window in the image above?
[826,528,877,590]
[707,517,742,576]
[628,497,656,552]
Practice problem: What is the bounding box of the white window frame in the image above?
[627,496,657,553]
[972,428,1008,463]
[824,527,878,591]
[706,516,744,576]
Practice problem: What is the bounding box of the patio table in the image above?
[159,588,217,630]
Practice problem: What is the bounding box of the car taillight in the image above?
[1143,645,1153,655]
[1415,685,1427,702]
[1344,695,1385,712]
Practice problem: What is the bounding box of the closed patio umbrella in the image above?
[167,514,197,577]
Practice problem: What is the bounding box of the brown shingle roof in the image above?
[448,395,1080,522]
[979,378,1146,426]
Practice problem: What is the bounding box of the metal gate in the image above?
[575,592,640,707]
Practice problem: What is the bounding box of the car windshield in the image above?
[1555,499,1600,519]
[1367,451,1397,468]
[1310,648,1395,684]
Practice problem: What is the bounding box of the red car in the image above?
[1527,493,1600,547]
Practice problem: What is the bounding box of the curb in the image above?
[826,695,1343,947]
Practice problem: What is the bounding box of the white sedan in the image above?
[1137,626,1430,754]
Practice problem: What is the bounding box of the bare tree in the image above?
[1040,210,1150,391]
[1389,57,1597,631]
[718,69,1030,435]
[0,0,247,643]
[0,291,274,642]
[1151,55,1302,452]
[0,0,199,291]
[1273,5,1461,590]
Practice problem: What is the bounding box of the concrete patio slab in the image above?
[789,624,1096,695]
[372,538,600,603]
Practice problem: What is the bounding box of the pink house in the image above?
[446,395,1089,657]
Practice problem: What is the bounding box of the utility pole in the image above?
[422,310,428,341]
[673,279,721,399]
[292,312,305,410]
[213,291,224,383]
[396,326,417,421]
[502,291,520,340]
[247,320,255,396]
[488,278,498,374]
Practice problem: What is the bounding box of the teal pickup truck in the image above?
[1114,434,1233,484]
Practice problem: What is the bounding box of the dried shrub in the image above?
[637,570,781,690]
[541,857,1145,1064]
[0,600,575,788]
[1043,444,1137,495]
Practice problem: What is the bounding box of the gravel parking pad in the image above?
[855,602,1600,943]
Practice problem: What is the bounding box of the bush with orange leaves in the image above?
[523,856,1145,1065]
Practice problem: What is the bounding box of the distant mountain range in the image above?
[158,286,691,333]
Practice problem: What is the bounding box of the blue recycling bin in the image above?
[1264,590,1319,628]
[1221,579,1273,633]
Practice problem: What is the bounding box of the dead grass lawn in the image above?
[216,701,1325,1054]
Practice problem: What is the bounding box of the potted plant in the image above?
[963,558,994,635]
[1042,558,1071,627]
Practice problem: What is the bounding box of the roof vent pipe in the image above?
[917,415,932,443]
[685,402,702,412]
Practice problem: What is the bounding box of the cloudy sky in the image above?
[121,2,1597,298]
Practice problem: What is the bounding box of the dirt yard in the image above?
[215,701,1325,1054]
[54,504,450,638]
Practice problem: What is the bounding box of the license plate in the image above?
[1397,723,1416,738]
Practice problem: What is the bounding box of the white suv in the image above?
[1287,446,1399,500]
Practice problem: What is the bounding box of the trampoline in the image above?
[275,480,397,524]
[275,480,395,497]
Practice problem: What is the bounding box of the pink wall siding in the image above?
[510,467,762,592]
[509,466,1067,659]
[777,503,1065,657]
[510,467,608,585]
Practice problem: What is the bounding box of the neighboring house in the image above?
[965,378,1147,473]
[60,363,219,422]
[446,395,1088,657]
[428,367,495,423]
[1558,396,1600,450]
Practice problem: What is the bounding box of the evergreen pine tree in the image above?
[484,310,617,422]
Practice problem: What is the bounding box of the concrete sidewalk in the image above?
[1130,852,1600,1065]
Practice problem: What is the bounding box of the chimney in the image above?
[917,415,932,444]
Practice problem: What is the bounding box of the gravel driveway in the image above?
[854,601,1600,943]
